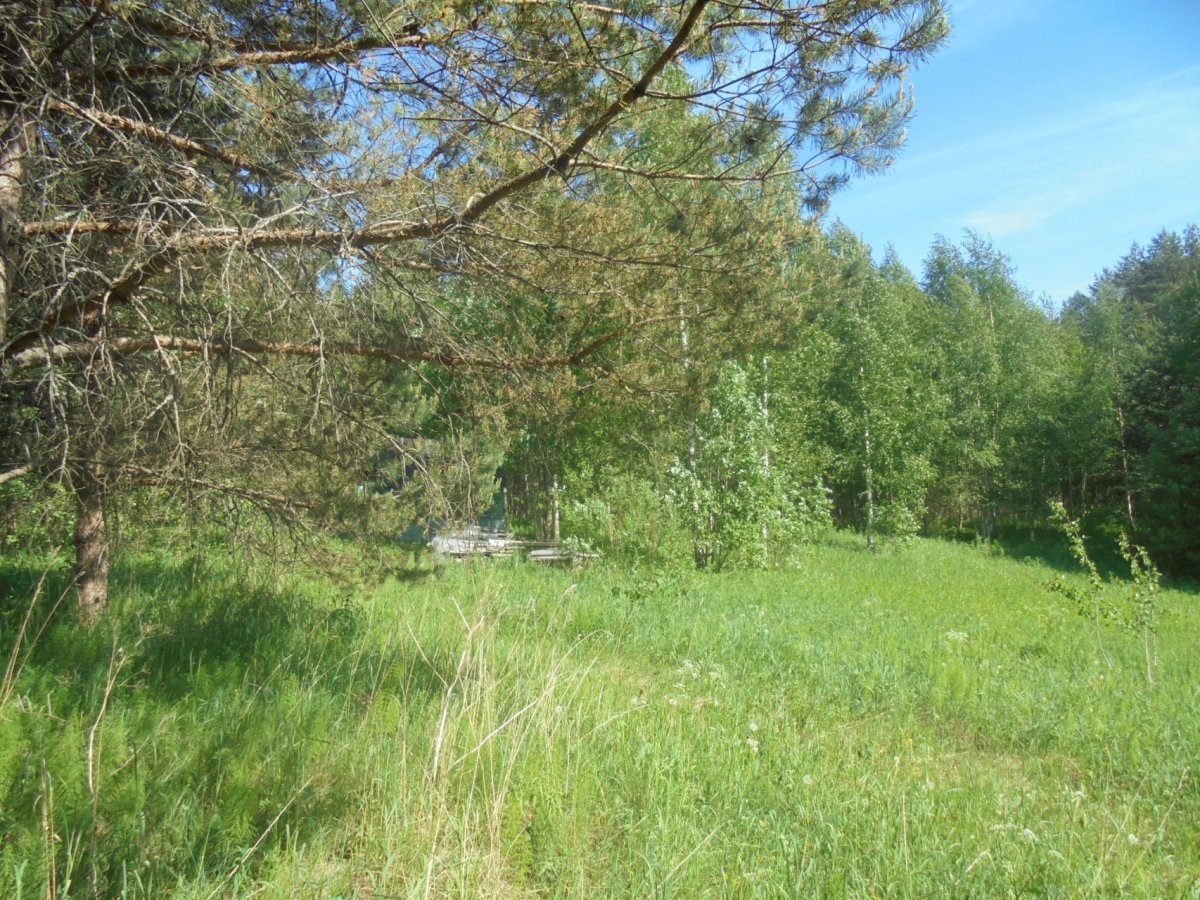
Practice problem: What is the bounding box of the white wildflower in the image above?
[746,738,759,753]
[802,774,814,787]
[1127,833,1140,846]
[945,630,969,643]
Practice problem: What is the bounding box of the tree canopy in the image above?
[0,0,949,621]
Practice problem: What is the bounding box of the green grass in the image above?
[1,535,1198,896]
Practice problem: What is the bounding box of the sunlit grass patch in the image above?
[1,535,1197,896]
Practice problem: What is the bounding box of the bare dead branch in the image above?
[116,463,314,510]
[89,31,431,82]
[22,219,143,238]
[3,314,688,374]
[6,1,713,358]
[0,464,33,485]
[2,247,181,360]
[49,98,278,178]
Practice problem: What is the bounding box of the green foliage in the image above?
[668,361,830,569]
[516,222,1199,578]
[562,468,690,566]
[1,479,74,553]
[1048,500,1112,621]
[1135,273,1200,571]
[921,234,1066,536]
[814,229,943,542]
[3,0,954,628]
[1048,500,1162,683]
[1118,531,1162,639]
[1062,227,1200,573]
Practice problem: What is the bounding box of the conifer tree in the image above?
[0,0,947,622]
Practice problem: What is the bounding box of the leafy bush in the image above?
[1,479,74,553]
[1048,500,1162,683]
[563,469,690,566]
[668,362,830,569]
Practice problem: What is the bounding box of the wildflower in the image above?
[1127,833,1140,846]
[802,774,814,786]
[746,737,759,753]
[748,722,759,732]
[945,630,969,643]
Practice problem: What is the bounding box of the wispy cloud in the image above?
[829,3,1200,302]
[944,0,1039,51]
[900,66,1200,177]
[963,206,1050,238]
[962,169,1122,238]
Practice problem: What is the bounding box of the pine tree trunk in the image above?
[74,466,110,627]
[0,107,30,348]
[1,9,37,346]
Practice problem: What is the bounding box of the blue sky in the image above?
[828,0,1200,304]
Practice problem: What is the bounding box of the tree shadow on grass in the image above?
[818,519,1200,593]
[4,551,455,684]
[814,522,1156,584]
[0,552,72,614]
[0,550,457,897]
[944,524,1197,592]
[989,527,1113,574]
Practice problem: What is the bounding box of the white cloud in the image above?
[827,52,1200,301]
[898,66,1200,179]
[963,206,1050,238]
[962,169,1121,238]
[944,0,1040,51]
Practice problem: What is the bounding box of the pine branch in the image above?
[1,314,686,374]
[5,0,713,360]
[117,463,314,510]
[88,31,431,82]
[49,98,278,178]
[0,464,33,485]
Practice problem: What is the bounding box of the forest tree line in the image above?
[502,224,1200,576]
[2,2,1197,631]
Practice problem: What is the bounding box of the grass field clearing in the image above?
[1,534,1197,896]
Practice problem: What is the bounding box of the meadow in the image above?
[1,534,1197,897]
